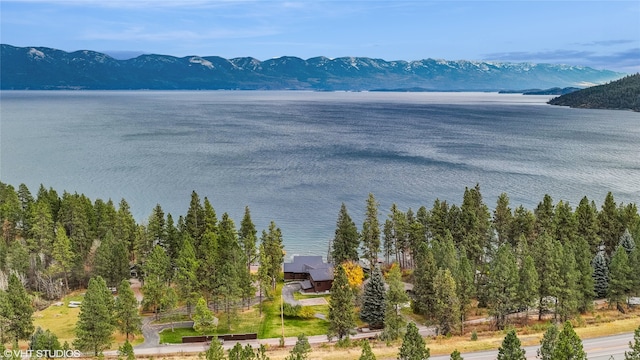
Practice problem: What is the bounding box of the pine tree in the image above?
[449,350,463,360]
[193,297,215,334]
[359,339,376,360]
[185,191,205,246]
[592,251,609,298]
[217,213,242,329]
[398,322,429,360]
[599,192,622,256]
[286,333,311,360]
[553,321,586,360]
[93,230,130,287]
[534,233,562,320]
[556,244,579,322]
[432,230,458,275]
[573,238,595,313]
[575,196,600,254]
[205,339,226,360]
[260,221,284,290]
[537,324,559,360]
[625,326,640,360]
[497,330,525,360]
[553,200,578,244]
[360,267,386,329]
[74,276,115,356]
[229,342,255,360]
[203,197,218,236]
[141,245,171,319]
[29,327,62,354]
[608,245,632,307]
[328,265,356,340]
[52,223,74,292]
[433,268,460,335]
[493,193,513,246]
[114,279,142,340]
[116,199,137,262]
[332,203,360,264]
[517,251,539,322]
[361,194,381,273]
[412,243,436,316]
[383,265,409,341]
[175,235,200,316]
[487,245,519,329]
[6,273,34,342]
[239,206,258,271]
[460,185,492,268]
[534,194,555,236]
[118,339,135,360]
[456,251,475,333]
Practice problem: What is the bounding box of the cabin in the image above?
[284,256,334,293]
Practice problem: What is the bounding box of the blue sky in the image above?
[1,0,639,73]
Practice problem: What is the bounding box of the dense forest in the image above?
[548,73,640,111]
[0,181,639,355]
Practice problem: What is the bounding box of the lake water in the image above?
[1,91,639,258]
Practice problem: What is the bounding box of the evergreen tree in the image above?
[497,330,525,360]
[553,321,586,360]
[328,265,356,340]
[141,245,171,319]
[228,342,254,360]
[93,230,130,287]
[286,333,311,360]
[534,233,562,320]
[412,243,436,316]
[459,184,492,268]
[592,251,609,298]
[114,279,141,340]
[383,265,408,340]
[74,276,115,356]
[332,203,360,264]
[205,339,226,360]
[599,192,622,256]
[360,267,386,329]
[28,200,55,257]
[534,194,555,236]
[29,326,62,355]
[487,245,519,329]
[6,273,34,342]
[203,197,218,236]
[359,339,376,360]
[608,245,632,307]
[52,223,74,292]
[449,350,463,360]
[511,205,536,246]
[398,322,429,360]
[118,339,135,360]
[493,192,513,246]
[517,251,539,323]
[537,324,559,360]
[0,289,10,344]
[573,238,595,313]
[193,297,216,334]
[260,221,284,290]
[625,326,640,360]
[147,204,166,252]
[556,244,579,322]
[575,196,600,254]
[361,193,381,272]
[239,206,258,271]
[185,191,205,246]
[175,235,200,316]
[620,228,636,254]
[116,199,137,261]
[433,230,458,275]
[217,213,243,329]
[456,251,475,333]
[433,268,460,336]
[553,200,578,244]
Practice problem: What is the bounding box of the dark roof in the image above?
[300,280,313,290]
[309,267,334,282]
[284,256,327,273]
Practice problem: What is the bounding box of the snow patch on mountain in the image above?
[189,57,214,69]
[28,48,45,60]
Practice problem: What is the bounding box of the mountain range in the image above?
[0,44,625,91]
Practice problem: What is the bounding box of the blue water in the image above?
[1,91,639,258]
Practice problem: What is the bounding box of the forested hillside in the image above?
[0,181,639,354]
[548,73,640,111]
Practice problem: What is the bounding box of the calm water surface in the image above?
[1,91,639,257]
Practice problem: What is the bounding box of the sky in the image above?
[1,0,639,73]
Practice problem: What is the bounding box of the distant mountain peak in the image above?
[0,44,626,91]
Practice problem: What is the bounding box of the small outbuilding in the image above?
[284,256,334,293]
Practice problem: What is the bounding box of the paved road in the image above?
[430,332,635,360]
